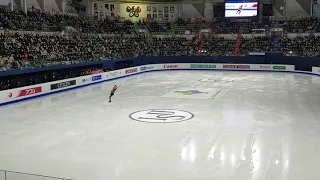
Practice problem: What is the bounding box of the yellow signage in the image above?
[119,4,147,21]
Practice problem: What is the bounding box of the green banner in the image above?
[191,64,216,68]
[273,66,286,70]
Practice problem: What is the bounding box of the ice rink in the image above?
[1,70,320,180]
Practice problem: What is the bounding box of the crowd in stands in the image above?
[239,36,273,55]
[153,37,198,56]
[279,36,320,56]
[201,37,235,56]
[1,7,320,73]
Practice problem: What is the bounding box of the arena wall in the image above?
[3,62,320,107]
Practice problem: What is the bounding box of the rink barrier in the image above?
[0,169,72,180]
[1,63,320,106]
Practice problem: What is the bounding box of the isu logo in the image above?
[164,64,178,68]
[8,93,12,98]
[129,109,194,123]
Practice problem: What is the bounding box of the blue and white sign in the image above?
[92,75,102,81]
[82,77,91,83]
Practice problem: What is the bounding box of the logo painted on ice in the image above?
[174,90,207,95]
[129,109,194,123]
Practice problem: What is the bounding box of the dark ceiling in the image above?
[95,0,180,2]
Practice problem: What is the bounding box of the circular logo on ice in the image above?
[129,109,194,123]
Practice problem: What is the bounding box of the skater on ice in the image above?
[109,85,118,102]
[236,5,243,14]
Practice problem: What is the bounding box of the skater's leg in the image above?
[109,93,114,102]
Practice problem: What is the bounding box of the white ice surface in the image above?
[1,71,320,180]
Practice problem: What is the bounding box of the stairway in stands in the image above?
[233,26,243,56]
[197,23,211,56]
[210,27,217,38]
[170,22,175,35]
[133,22,158,56]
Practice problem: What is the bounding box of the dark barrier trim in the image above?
[0,68,319,107]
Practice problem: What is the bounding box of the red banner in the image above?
[125,68,138,74]
[164,64,178,68]
[7,86,42,99]
[223,65,250,69]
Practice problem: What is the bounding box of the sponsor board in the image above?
[82,75,102,84]
[249,52,265,56]
[223,65,250,69]
[92,75,102,81]
[272,66,286,70]
[140,66,154,71]
[260,65,286,70]
[129,109,194,123]
[7,86,42,99]
[125,68,138,74]
[312,67,320,74]
[190,64,216,68]
[82,77,91,83]
[109,71,121,78]
[164,64,178,68]
[259,65,271,69]
[51,80,76,90]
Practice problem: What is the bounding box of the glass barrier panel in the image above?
[0,170,5,180]
[0,170,71,180]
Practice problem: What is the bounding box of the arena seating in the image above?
[239,36,274,55]
[201,37,235,56]
[152,37,198,56]
[1,8,320,72]
[279,36,320,56]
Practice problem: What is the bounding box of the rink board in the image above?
[1,63,319,106]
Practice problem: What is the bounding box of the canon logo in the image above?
[164,65,178,68]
